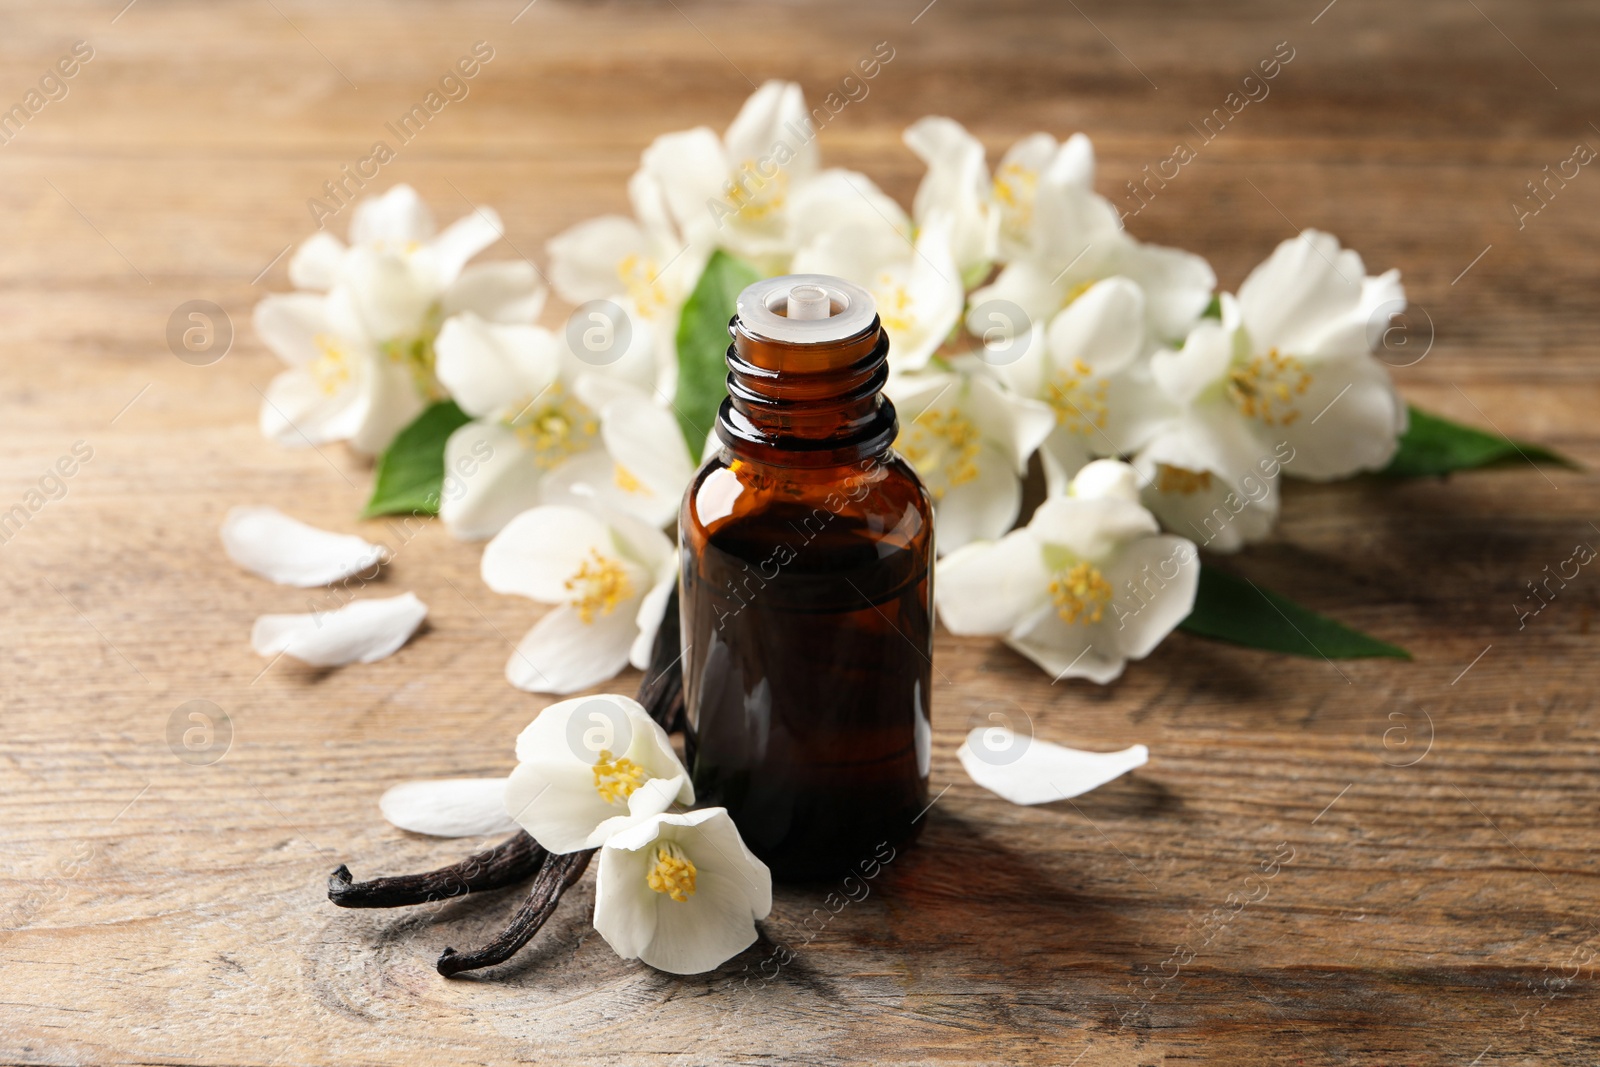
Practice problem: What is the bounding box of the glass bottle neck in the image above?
[716,315,899,469]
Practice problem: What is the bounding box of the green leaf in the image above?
[1200,294,1222,320]
[362,400,473,518]
[1381,404,1576,477]
[674,250,760,455]
[1179,565,1410,659]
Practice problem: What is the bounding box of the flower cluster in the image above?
[385,694,773,975]
[253,80,1410,690]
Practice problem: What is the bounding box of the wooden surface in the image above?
[3,1,1599,1063]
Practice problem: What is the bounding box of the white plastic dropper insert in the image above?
[785,283,831,321]
[734,274,878,345]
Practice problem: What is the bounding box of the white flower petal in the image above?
[594,808,771,975]
[1070,458,1143,504]
[505,602,639,695]
[546,215,648,305]
[439,421,549,541]
[934,530,1049,634]
[1102,534,1199,658]
[966,373,1055,474]
[1237,230,1364,355]
[480,504,614,602]
[220,505,387,588]
[444,261,547,323]
[1151,318,1233,406]
[1046,276,1145,378]
[1006,606,1126,684]
[258,365,365,447]
[429,207,504,286]
[930,444,1023,555]
[288,232,346,290]
[959,730,1147,805]
[350,185,434,247]
[250,592,427,666]
[379,778,518,838]
[1028,495,1159,562]
[630,574,677,669]
[506,694,691,852]
[1277,353,1404,479]
[347,352,427,456]
[253,292,332,366]
[1120,241,1216,343]
[725,81,817,186]
[904,116,997,278]
[435,313,559,419]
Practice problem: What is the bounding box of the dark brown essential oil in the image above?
[679,275,935,882]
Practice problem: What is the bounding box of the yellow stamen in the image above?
[378,304,446,400]
[874,272,916,335]
[896,407,982,499]
[614,464,644,494]
[1049,560,1113,625]
[1062,278,1097,306]
[565,547,634,624]
[993,162,1039,241]
[724,160,788,223]
[1228,346,1312,426]
[505,381,600,468]
[645,841,697,902]
[1044,357,1109,434]
[1154,464,1213,495]
[309,334,355,397]
[592,748,648,806]
[617,252,671,319]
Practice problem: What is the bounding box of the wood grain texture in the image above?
[2,1,1598,1063]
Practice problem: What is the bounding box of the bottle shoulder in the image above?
[681,449,934,562]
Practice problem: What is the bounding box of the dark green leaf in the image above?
[1381,404,1576,477]
[1200,294,1222,320]
[1179,565,1410,659]
[362,399,473,518]
[674,250,760,455]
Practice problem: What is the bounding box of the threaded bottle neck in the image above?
[716,276,898,468]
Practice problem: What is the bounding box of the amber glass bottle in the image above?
[678,275,935,882]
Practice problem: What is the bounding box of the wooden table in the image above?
[4,1,1597,1063]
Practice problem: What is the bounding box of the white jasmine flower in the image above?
[380,778,519,838]
[959,727,1148,805]
[791,214,963,375]
[903,116,1000,285]
[250,591,427,667]
[253,292,426,455]
[258,185,546,455]
[545,168,712,396]
[481,505,677,695]
[935,460,1198,683]
[503,694,693,854]
[887,368,1055,554]
[633,80,821,270]
[984,275,1150,492]
[220,505,387,587]
[1121,232,1407,550]
[969,133,1214,345]
[592,808,772,975]
[434,309,688,539]
[1230,231,1408,477]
